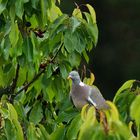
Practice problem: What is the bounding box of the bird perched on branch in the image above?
[68,71,110,110]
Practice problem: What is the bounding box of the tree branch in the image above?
[15,43,63,95]
[16,68,45,94]
[11,64,20,93]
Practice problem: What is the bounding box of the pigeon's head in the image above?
[68,71,81,85]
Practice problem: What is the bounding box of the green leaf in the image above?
[113,80,139,123]
[31,0,39,9]
[40,0,48,25]
[113,80,135,102]
[70,17,81,33]
[15,0,24,19]
[4,119,16,140]
[75,32,86,53]
[85,23,98,46]
[64,31,75,53]
[130,95,140,125]
[64,30,86,53]
[12,119,24,140]
[60,64,67,79]
[46,64,53,78]
[7,103,18,120]
[3,36,11,60]
[9,22,19,47]
[5,118,24,140]
[86,4,96,24]
[14,101,26,120]
[79,106,97,140]
[3,63,12,73]
[0,0,8,14]
[47,2,62,22]
[113,90,136,123]
[68,52,81,67]
[83,51,89,63]
[66,114,82,140]
[23,37,33,62]
[29,101,43,125]
[9,4,15,23]
[17,66,27,86]
[38,124,50,139]
[27,123,38,140]
[50,125,65,140]
[72,8,82,19]
[50,14,68,38]
[46,84,55,103]
[83,12,93,24]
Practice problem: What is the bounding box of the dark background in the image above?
[60,0,140,100]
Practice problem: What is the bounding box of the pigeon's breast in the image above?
[71,85,89,109]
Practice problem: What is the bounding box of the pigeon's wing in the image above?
[87,85,110,110]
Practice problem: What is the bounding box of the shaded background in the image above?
[60,0,140,100]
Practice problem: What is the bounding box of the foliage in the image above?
[0,0,140,140]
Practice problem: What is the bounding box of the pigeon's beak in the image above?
[67,75,71,80]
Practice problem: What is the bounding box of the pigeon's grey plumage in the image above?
[68,71,110,110]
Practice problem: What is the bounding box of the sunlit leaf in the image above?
[106,101,119,121]
[48,3,62,22]
[81,104,89,121]
[72,8,82,19]
[86,4,96,24]
[79,106,97,140]
[130,95,140,125]
[7,103,18,121]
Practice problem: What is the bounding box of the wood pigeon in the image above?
[68,71,110,110]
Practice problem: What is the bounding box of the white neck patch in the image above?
[79,82,85,87]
